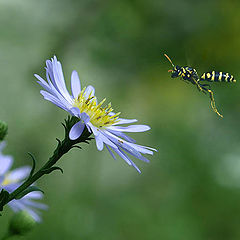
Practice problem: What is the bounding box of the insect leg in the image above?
[200,83,210,87]
[201,85,223,118]
[192,78,204,92]
[199,84,210,94]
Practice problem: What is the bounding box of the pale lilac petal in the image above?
[52,57,72,103]
[44,57,73,106]
[46,60,57,88]
[69,122,85,140]
[0,155,13,175]
[71,70,81,98]
[34,74,52,93]
[113,118,138,125]
[3,183,21,193]
[87,123,100,137]
[98,131,117,149]
[103,131,142,156]
[84,85,95,99]
[40,90,70,111]
[80,112,90,124]
[24,191,43,199]
[9,200,42,222]
[8,201,19,212]
[26,209,42,222]
[107,131,157,154]
[123,148,150,163]
[70,107,81,117]
[0,142,6,152]
[105,145,117,160]
[107,125,150,132]
[117,148,141,173]
[128,143,157,154]
[85,123,92,133]
[37,80,52,94]
[22,199,48,210]
[0,176,4,185]
[6,166,31,183]
[111,148,132,165]
[46,71,74,106]
[107,129,136,143]
[95,135,104,151]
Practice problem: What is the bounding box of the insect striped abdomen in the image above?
[200,71,236,83]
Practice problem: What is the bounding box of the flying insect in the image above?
[164,54,237,118]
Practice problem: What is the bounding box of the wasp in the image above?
[164,54,237,118]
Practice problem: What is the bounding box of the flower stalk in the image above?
[0,116,92,213]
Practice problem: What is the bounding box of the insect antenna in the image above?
[164,53,175,72]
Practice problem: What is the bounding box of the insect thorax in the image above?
[173,66,199,81]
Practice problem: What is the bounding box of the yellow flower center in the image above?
[73,87,120,128]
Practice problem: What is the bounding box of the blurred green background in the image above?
[1,0,240,239]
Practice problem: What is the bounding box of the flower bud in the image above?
[9,211,36,236]
[0,121,8,141]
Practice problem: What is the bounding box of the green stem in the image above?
[7,138,72,203]
[0,116,92,211]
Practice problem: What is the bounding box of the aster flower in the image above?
[0,142,47,222]
[35,56,156,173]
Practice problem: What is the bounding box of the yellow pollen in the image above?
[73,87,120,128]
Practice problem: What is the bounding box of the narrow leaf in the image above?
[27,152,36,179]
[41,166,64,175]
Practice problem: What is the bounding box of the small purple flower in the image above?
[35,56,157,173]
[0,142,47,222]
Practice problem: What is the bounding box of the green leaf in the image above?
[27,152,36,180]
[15,186,44,200]
[41,166,64,175]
